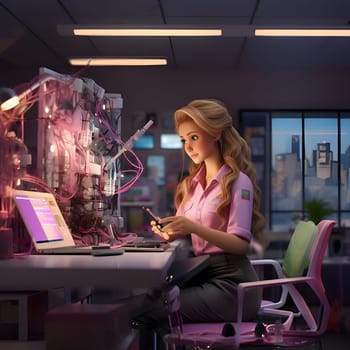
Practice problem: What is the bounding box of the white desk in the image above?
[0,245,178,291]
[0,241,209,344]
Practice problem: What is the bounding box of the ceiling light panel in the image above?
[58,25,222,37]
[69,57,167,66]
[255,28,350,37]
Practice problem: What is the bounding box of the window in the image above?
[241,110,349,231]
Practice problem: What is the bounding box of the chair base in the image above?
[163,322,322,349]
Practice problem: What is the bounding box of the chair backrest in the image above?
[307,219,336,279]
[291,219,336,335]
[282,221,317,277]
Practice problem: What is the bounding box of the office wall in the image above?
[83,66,350,216]
[3,65,350,134]
[81,66,350,135]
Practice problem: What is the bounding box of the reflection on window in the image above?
[340,115,350,217]
[271,117,302,214]
[304,118,337,210]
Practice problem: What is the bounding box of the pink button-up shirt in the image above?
[176,164,253,256]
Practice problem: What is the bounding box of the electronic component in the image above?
[2,67,153,252]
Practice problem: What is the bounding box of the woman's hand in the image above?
[152,215,249,254]
[151,215,195,241]
[150,221,170,241]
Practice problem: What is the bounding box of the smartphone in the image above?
[142,206,164,229]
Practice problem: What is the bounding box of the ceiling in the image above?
[1,0,350,73]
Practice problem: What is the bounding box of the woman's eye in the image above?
[180,135,198,144]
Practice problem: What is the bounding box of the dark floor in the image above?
[136,330,350,350]
[1,273,349,350]
[318,331,350,350]
[242,331,350,350]
[0,329,349,349]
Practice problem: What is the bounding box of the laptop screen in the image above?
[13,190,75,250]
[14,194,64,243]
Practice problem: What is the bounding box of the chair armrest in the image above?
[251,258,285,278]
[250,259,288,309]
[238,276,312,292]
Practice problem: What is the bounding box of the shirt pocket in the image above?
[205,202,220,214]
[200,202,221,225]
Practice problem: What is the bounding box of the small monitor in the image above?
[160,134,182,149]
[133,134,155,149]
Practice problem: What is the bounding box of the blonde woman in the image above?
[151,99,266,322]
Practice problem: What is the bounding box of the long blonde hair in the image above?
[174,99,266,245]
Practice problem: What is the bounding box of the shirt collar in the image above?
[191,164,229,187]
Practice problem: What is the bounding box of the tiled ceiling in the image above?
[1,0,350,72]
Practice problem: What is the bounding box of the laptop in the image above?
[12,189,123,255]
[12,189,169,254]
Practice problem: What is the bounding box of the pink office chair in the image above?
[162,219,336,349]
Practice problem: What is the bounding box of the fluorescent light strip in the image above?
[69,58,168,66]
[73,28,222,37]
[255,29,350,37]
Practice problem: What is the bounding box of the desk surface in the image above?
[0,242,211,292]
[0,245,179,291]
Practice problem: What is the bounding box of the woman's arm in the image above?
[152,216,249,255]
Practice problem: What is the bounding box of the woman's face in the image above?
[178,120,218,164]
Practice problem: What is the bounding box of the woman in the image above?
[151,98,267,322]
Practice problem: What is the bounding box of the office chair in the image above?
[247,220,319,331]
[162,219,336,349]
